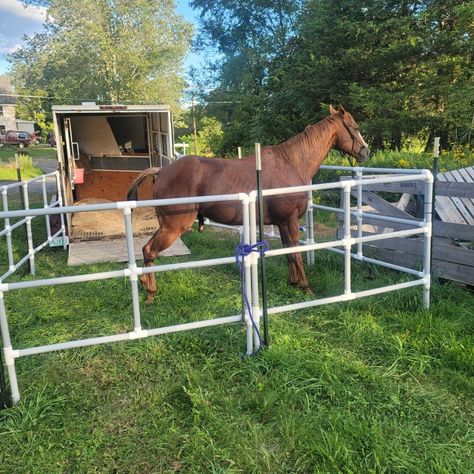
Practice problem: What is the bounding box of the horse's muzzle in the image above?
[358,146,370,163]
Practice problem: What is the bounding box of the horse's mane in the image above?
[273,115,339,180]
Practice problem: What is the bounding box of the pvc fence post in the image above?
[123,207,142,332]
[423,173,434,309]
[16,156,33,274]
[428,137,440,305]
[42,176,52,241]
[306,190,315,266]
[356,170,363,259]
[1,189,15,275]
[55,172,68,250]
[241,197,253,355]
[343,186,352,296]
[0,293,20,405]
[238,147,242,160]
[21,183,35,275]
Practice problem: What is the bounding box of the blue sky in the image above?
[0,0,203,75]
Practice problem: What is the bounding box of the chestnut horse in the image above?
[128,105,370,303]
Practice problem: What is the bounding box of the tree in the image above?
[194,0,473,152]
[191,0,302,152]
[9,0,192,112]
[177,115,224,157]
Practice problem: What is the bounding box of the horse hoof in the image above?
[304,287,315,295]
[145,292,156,305]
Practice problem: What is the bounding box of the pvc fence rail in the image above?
[0,171,66,282]
[0,167,433,405]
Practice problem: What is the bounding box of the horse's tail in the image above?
[127,167,161,201]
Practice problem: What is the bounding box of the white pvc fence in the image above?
[0,166,433,405]
[0,171,67,282]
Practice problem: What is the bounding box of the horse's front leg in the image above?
[141,211,198,304]
[277,219,312,293]
[141,227,181,304]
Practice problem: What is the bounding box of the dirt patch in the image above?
[71,198,158,240]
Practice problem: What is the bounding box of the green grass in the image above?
[0,145,56,161]
[0,145,56,181]
[320,148,474,182]
[0,211,473,472]
[0,153,45,181]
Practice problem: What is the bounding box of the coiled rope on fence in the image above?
[235,242,269,355]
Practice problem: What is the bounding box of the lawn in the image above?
[0,210,473,472]
[0,145,56,161]
[0,146,56,181]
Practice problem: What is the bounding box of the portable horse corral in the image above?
[0,166,433,405]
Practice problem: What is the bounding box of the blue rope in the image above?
[235,241,269,355]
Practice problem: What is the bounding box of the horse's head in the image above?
[330,105,370,163]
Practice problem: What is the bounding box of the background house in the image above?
[0,75,36,135]
[0,75,17,135]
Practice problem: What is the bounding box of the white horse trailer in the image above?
[52,104,176,250]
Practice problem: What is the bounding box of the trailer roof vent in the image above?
[82,101,96,106]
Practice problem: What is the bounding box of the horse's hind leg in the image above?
[277,219,311,292]
[197,213,205,232]
[141,212,196,304]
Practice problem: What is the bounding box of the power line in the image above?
[0,93,99,101]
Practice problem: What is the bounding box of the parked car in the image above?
[0,130,32,148]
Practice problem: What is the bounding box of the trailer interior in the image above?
[52,104,177,245]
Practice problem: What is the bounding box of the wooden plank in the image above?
[364,237,474,267]
[465,167,474,181]
[355,190,416,220]
[456,168,474,212]
[458,167,473,183]
[364,247,421,268]
[397,193,411,210]
[364,248,474,285]
[432,221,474,240]
[435,194,467,224]
[68,235,190,265]
[339,228,474,267]
[438,172,474,224]
[337,213,421,231]
[448,169,474,221]
[356,178,474,198]
[433,259,474,285]
[362,181,424,195]
[436,181,474,199]
[337,213,474,239]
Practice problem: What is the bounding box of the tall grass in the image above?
[324,148,474,173]
[0,211,473,472]
[0,153,43,181]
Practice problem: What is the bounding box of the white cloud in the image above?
[0,32,21,54]
[0,43,22,54]
[0,0,47,23]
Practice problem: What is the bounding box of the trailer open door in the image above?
[63,118,78,189]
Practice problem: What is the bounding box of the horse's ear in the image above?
[329,105,338,115]
[337,104,346,115]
